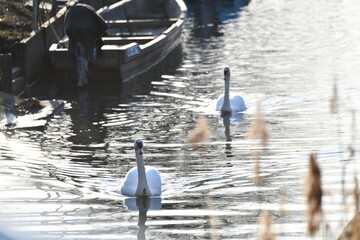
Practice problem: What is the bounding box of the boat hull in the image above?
[49,0,187,84]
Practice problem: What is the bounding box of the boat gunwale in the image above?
[48,0,187,81]
[49,0,186,52]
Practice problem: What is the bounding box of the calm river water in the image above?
[1,0,360,239]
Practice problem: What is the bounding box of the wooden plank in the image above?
[102,36,155,45]
[105,18,177,28]
[109,32,155,37]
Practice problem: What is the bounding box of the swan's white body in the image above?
[121,166,161,196]
[121,139,162,196]
[216,94,246,112]
[216,67,246,112]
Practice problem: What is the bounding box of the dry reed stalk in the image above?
[257,210,276,240]
[188,117,211,146]
[349,145,355,159]
[304,153,323,237]
[247,102,267,185]
[279,187,288,217]
[247,102,269,148]
[350,110,357,143]
[353,176,359,212]
[207,198,219,240]
[349,110,358,212]
[330,81,338,114]
[253,152,262,186]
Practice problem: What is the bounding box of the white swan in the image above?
[216,67,246,112]
[121,139,162,196]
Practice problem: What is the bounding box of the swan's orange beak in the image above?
[138,148,143,155]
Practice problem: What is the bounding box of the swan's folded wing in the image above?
[216,95,224,111]
[145,167,162,196]
[121,167,138,196]
[230,95,246,112]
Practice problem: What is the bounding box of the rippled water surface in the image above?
[1,0,360,239]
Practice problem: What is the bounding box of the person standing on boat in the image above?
[64,4,108,87]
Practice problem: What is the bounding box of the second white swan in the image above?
[216,67,246,112]
[121,139,162,196]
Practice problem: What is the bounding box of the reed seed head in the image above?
[247,101,269,147]
[257,210,276,240]
[304,153,323,236]
[338,211,360,240]
[188,117,211,146]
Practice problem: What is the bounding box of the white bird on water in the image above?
[216,67,246,113]
[121,139,162,196]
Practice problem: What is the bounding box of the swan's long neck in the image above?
[221,75,232,112]
[135,149,151,196]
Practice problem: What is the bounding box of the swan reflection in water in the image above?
[220,111,244,157]
[124,196,162,240]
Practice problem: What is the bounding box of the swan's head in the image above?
[223,67,230,80]
[134,139,144,155]
[134,139,144,149]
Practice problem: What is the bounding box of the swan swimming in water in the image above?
[216,67,246,113]
[121,139,162,196]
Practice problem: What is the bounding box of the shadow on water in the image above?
[31,43,184,153]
